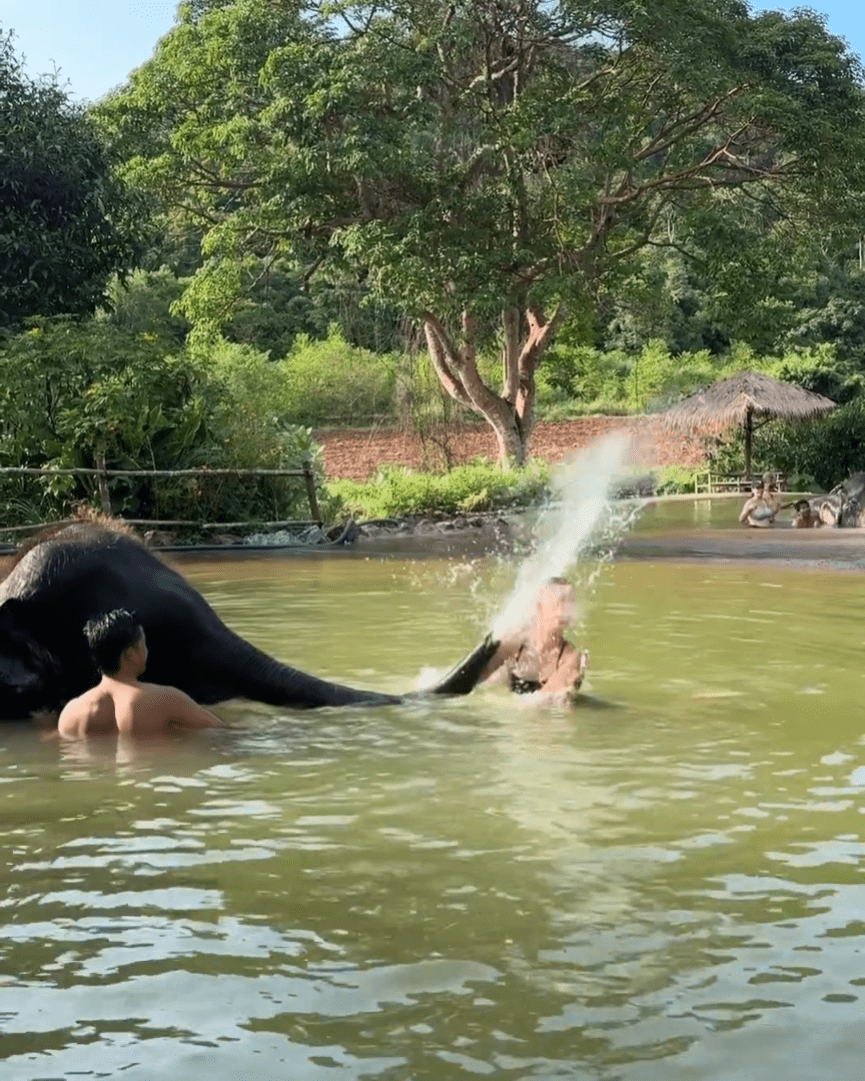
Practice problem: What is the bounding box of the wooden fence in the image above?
[693,470,787,495]
[0,462,322,539]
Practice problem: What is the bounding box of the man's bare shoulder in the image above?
[58,683,116,737]
[66,683,109,707]
[135,681,197,705]
[131,681,224,730]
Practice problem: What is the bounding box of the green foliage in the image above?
[191,337,343,522]
[538,340,720,414]
[282,327,398,425]
[96,0,865,462]
[627,341,715,412]
[538,343,631,408]
[595,222,865,370]
[601,247,733,357]
[101,267,190,343]
[758,400,865,492]
[536,338,856,423]
[0,30,145,326]
[0,319,204,518]
[0,320,197,464]
[763,343,863,405]
[778,264,865,376]
[653,465,704,496]
[328,461,551,520]
[198,338,291,464]
[0,320,330,526]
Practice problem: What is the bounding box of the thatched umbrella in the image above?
[660,370,836,480]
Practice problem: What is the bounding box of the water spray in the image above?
[427,433,641,697]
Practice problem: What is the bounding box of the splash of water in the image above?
[490,432,639,639]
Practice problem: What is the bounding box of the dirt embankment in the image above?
[316,416,706,481]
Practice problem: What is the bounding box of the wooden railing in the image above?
[0,462,322,537]
[693,470,786,495]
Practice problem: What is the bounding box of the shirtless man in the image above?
[791,499,822,528]
[481,578,589,704]
[58,609,224,739]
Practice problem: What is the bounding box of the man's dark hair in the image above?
[83,609,143,675]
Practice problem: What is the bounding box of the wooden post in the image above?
[302,462,321,524]
[95,453,112,515]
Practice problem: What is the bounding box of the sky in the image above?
[2,0,864,104]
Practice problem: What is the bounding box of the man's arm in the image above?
[158,687,225,729]
[57,698,82,738]
[738,496,757,523]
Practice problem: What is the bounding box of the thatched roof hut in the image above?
[660,370,836,478]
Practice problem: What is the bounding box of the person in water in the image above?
[480,578,589,704]
[58,609,224,739]
[739,475,782,529]
[791,498,822,528]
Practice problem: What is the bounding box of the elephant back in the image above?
[0,524,143,605]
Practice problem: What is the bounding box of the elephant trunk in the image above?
[181,627,496,710]
[419,634,500,697]
[178,631,400,709]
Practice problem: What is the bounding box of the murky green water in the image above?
[2,533,865,1079]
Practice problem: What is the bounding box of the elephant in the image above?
[808,472,865,528]
[0,518,497,722]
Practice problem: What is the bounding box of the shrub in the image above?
[0,319,212,520]
[327,460,551,519]
[537,340,719,415]
[654,465,703,495]
[283,325,397,425]
[758,398,865,491]
[101,267,190,343]
[537,343,631,407]
[629,340,716,412]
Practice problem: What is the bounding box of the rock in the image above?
[327,519,362,544]
[209,533,243,546]
[243,526,329,547]
[144,529,177,548]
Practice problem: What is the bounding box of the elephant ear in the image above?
[0,596,61,675]
[0,597,29,638]
[0,597,55,662]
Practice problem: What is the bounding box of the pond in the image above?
[2,511,865,1080]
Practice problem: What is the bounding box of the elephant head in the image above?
[820,472,865,528]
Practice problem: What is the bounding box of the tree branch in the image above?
[423,315,472,408]
[633,86,748,163]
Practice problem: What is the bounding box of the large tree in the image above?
[99,0,865,463]
[0,29,145,326]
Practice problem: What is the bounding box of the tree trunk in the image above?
[422,303,565,467]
